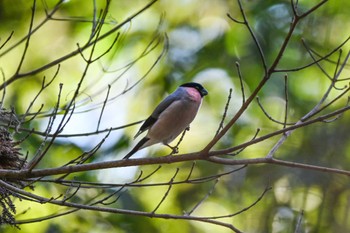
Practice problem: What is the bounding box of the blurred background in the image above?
[0,0,350,232]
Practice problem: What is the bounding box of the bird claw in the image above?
[165,144,179,155]
[171,146,179,154]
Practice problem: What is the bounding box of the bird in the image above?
[123,82,208,159]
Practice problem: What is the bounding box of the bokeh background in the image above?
[0,0,350,232]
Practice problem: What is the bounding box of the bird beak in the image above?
[201,88,208,97]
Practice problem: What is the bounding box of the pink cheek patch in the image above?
[186,88,202,102]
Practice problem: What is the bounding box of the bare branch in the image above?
[0,1,348,231]
[96,84,111,131]
[0,180,243,232]
[283,74,289,129]
[14,0,37,76]
[0,103,347,180]
[152,168,179,214]
[275,36,350,73]
[0,31,14,50]
[0,0,159,90]
[235,62,245,104]
[215,88,232,136]
[185,179,218,216]
[257,97,294,126]
[294,210,304,233]
[228,0,267,74]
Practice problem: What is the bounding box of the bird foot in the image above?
[171,147,179,154]
[165,144,179,155]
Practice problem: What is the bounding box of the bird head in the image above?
[180,82,208,97]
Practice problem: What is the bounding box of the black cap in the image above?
[180,82,208,97]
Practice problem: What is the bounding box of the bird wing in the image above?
[134,93,180,139]
[133,116,157,139]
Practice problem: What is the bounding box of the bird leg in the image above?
[165,144,179,155]
[166,126,190,155]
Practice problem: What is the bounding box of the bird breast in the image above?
[146,98,201,144]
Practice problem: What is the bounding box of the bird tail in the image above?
[123,137,150,159]
[133,130,143,140]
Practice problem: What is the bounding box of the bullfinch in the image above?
[123,82,208,159]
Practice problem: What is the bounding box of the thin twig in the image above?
[283,74,289,129]
[228,0,267,74]
[96,85,111,131]
[228,128,260,156]
[185,179,219,216]
[215,88,232,136]
[36,166,245,189]
[0,180,243,232]
[0,69,6,109]
[185,162,196,181]
[152,168,179,214]
[0,104,348,179]
[257,97,294,126]
[0,0,159,90]
[21,65,60,123]
[15,0,36,76]
[26,83,64,170]
[201,186,271,220]
[275,36,350,73]
[0,0,65,57]
[236,62,245,104]
[171,126,189,155]
[294,210,304,233]
[0,31,14,50]
[204,0,315,153]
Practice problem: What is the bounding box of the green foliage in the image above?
[0,0,349,233]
